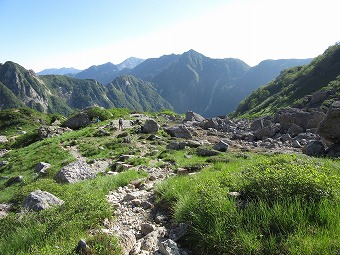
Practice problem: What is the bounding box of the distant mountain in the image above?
[71,57,145,85]
[106,75,172,112]
[74,62,120,85]
[136,50,250,117]
[37,67,81,76]
[233,43,340,117]
[116,57,144,70]
[129,54,180,80]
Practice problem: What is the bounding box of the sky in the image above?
[1,0,339,72]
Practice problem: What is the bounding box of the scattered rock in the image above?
[5,175,24,187]
[159,239,181,255]
[55,160,95,183]
[0,149,9,157]
[62,112,92,130]
[213,140,229,152]
[22,190,64,211]
[197,147,220,156]
[169,222,189,241]
[35,162,51,175]
[184,111,205,122]
[302,140,326,156]
[38,125,72,139]
[317,101,340,144]
[118,231,136,255]
[0,135,8,143]
[75,239,88,254]
[143,119,160,134]
[165,125,192,139]
[0,160,9,167]
[325,143,340,158]
[274,108,311,132]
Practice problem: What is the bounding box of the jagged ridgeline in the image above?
[234,43,340,117]
[0,62,171,115]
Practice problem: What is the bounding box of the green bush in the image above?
[238,155,339,202]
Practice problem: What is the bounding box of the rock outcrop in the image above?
[317,101,340,144]
[22,190,64,211]
[55,160,95,183]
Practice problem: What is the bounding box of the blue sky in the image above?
[1,0,339,72]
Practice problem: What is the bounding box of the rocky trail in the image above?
[63,116,190,255]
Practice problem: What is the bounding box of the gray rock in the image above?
[302,140,326,156]
[38,125,72,139]
[62,112,91,130]
[0,136,8,143]
[0,203,13,218]
[287,123,304,137]
[274,108,310,132]
[0,149,9,157]
[55,160,95,183]
[35,162,51,175]
[166,142,186,150]
[292,140,302,148]
[159,239,181,255]
[197,147,220,156]
[118,231,136,255]
[280,133,292,143]
[143,119,160,134]
[169,223,189,241]
[255,123,280,140]
[165,125,192,139]
[0,160,9,167]
[141,223,156,235]
[203,118,220,130]
[213,140,229,152]
[22,190,64,211]
[317,101,340,144]
[325,143,340,158]
[185,140,201,148]
[307,111,326,129]
[184,111,205,122]
[75,239,88,254]
[5,175,24,187]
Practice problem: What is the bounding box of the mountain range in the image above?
[1,48,326,117]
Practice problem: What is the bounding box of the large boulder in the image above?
[22,190,64,211]
[255,123,280,140]
[184,111,205,122]
[274,108,310,132]
[62,112,91,130]
[302,140,326,157]
[213,140,229,152]
[203,118,220,130]
[55,160,95,183]
[307,111,326,129]
[142,119,160,134]
[317,101,340,144]
[325,144,340,158]
[165,125,192,139]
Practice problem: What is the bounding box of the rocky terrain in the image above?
[1,101,338,254]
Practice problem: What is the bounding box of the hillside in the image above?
[234,43,340,117]
[224,58,312,112]
[106,75,172,112]
[0,62,171,115]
